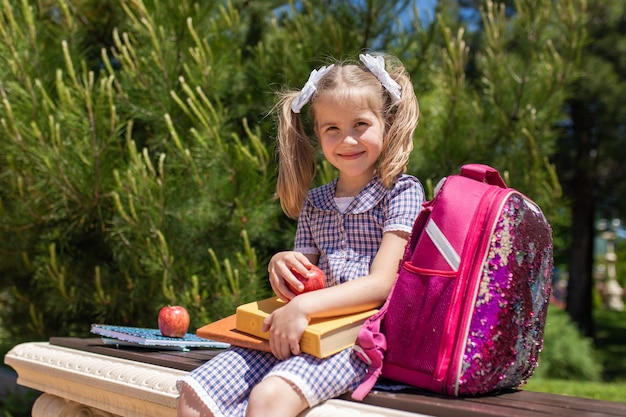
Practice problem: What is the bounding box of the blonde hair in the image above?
[275,54,419,219]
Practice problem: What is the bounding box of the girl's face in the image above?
[314,93,385,195]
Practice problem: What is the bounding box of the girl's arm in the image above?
[264,230,408,359]
[290,229,409,317]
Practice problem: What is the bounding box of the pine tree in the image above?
[0,0,279,340]
[558,0,626,337]
[0,0,586,345]
[413,0,584,204]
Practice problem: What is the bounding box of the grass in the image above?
[525,378,626,402]
[524,308,626,403]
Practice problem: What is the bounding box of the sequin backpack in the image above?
[351,164,553,399]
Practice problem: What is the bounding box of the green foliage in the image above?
[534,306,603,381]
[0,0,277,339]
[0,385,39,417]
[594,308,626,382]
[566,0,626,220]
[0,0,587,344]
[527,307,626,400]
[413,0,586,217]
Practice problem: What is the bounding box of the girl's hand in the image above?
[267,251,315,301]
[262,298,310,360]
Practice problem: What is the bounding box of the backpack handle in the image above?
[461,164,507,188]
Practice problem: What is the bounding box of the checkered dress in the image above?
[177,175,424,417]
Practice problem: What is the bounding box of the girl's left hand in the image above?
[262,297,310,360]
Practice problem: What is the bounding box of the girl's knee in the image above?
[247,378,280,411]
[247,377,307,417]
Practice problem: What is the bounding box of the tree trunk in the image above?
[565,98,596,338]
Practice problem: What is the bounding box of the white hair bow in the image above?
[359,54,402,104]
[291,64,335,113]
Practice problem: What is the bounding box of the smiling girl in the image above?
[177,53,424,417]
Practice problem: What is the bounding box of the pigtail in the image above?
[377,58,419,188]
[275,92,316,219]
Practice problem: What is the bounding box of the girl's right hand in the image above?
[262,301,310,359]
[267,251,315,301]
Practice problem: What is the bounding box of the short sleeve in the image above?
[294,199,319,255]
[383,175,425,234]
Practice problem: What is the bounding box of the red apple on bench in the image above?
[158,305,190,338]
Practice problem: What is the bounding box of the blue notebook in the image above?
[91,324,230,350]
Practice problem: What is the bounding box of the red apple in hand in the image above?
[287,265,326,294]
[158,305,190,338]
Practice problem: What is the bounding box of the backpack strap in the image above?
[351,304,389,400]
[461,164,507,188]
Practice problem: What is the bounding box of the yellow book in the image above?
[235,296,377,358]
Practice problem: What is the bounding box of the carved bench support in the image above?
[32,393,117,417]
[5,342,183,417]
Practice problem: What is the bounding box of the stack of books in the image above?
[196,297,377,358]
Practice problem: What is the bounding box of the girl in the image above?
[177,53,424,417]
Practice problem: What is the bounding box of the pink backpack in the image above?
[352,164,553,399]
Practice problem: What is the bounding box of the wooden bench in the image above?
[4,337,625,417]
